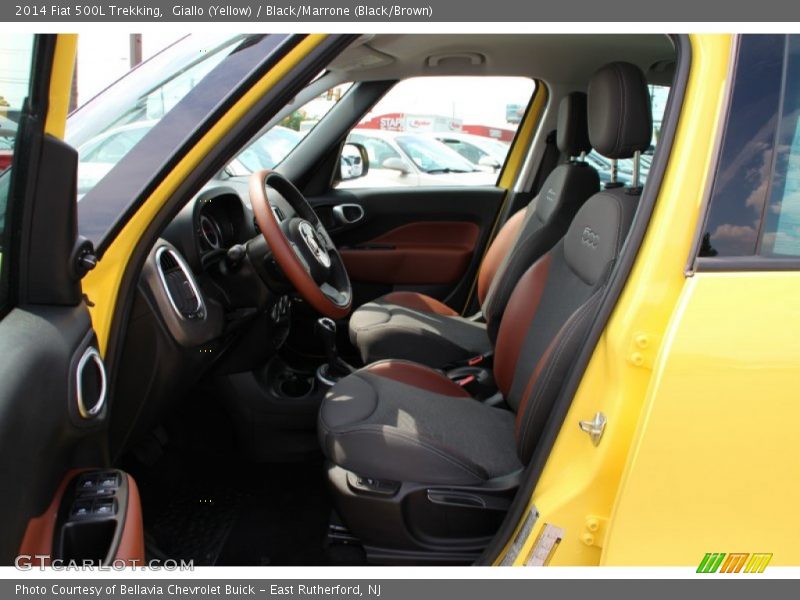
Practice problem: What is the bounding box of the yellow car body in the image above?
[19,32,800,567]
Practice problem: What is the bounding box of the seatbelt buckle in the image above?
[467,355,484,366]
[456,375,477,387]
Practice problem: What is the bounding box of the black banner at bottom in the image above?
[3,579,797,600]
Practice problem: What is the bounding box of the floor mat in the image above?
[125,384,366,566]
[144,481,241,565]
[135,455,337,566]
[215,461,332,566]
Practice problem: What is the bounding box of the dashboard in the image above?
[110,181,298,456]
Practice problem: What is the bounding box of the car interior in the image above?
[17,34,681,567]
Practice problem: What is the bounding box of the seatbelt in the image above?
[530,129,561,195]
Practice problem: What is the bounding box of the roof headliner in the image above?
[328,34,676,87]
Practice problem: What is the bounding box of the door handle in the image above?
[332,204,365,226]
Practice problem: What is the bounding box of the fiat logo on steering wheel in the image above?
[299,221,331,268]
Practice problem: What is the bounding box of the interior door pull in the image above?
[333,204,365,225]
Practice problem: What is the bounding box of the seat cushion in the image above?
[348,292,491,367]
[318,360,522,486]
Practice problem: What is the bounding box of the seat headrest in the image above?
[564,189,638,286]
[556,92,592,157]
[588,62,653,159]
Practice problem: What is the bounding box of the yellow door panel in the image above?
[496,34,733,566]
[603,272,800,565]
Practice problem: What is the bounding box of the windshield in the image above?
[395,135,477,173]
[68,34,245,198]
[68,34,295,246]
[235,126,305,173]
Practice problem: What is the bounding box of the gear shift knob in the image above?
[315,317,338,371]
[315,317,353,386]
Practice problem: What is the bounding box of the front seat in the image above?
[319,62,652,562]
[348,92,600,368]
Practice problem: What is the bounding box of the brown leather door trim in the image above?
[18,470,145,565]
[115,475,145,563]
[18,470,79,563]
[340,221,480,285]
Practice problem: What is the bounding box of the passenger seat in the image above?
[348,92,601,368]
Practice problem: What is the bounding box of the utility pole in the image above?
[129,34,143,68]
[69,56,78,112]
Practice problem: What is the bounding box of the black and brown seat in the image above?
[318,62,652,562]
[347,92,600,368]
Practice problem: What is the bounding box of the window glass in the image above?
[69,34,242,198]
[70,34,292,247]
[0,33,35,311]
[759,36,800,257]
[337,76,536,189]
[225,83,353,177]
[700,35,785,258]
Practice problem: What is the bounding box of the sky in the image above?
[0,33,183,112]
[76,33,185,105]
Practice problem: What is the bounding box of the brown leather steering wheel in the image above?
[249,169,352,319]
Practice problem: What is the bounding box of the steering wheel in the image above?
[248,169,352,319]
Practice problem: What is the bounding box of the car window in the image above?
[586,84,669,187]
[759,36,800,257]
[348,133,402,164]
[225,83,353,177]
[0,34,35,313]
[700,35,800,259]
[394,134,477,173]
[441,139,486,164]
[337,76,536,189]
[69,34,241,199]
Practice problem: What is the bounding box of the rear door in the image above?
[311,76,540,312]
[0,34,113,563]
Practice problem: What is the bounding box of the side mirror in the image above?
[340,142,369,181]
[382,157,412,174]
[478,155,501,171]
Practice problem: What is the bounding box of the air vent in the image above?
[155,247,205,320]
[76,347,107,420]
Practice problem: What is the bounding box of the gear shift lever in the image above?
[316,317,338,373]
[315,317,353,386]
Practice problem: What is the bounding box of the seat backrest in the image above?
[478,92,600,342]
[491,61,653,463]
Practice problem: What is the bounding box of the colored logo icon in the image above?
[697,553,773,573]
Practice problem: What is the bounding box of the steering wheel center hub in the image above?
[298,220,331,269]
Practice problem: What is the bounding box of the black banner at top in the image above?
[3,0,800,22]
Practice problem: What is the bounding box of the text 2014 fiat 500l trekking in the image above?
[0,33,797,567]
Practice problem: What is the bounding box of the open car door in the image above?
[0,34,143,566]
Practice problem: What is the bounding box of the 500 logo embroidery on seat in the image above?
[581,226,600,249]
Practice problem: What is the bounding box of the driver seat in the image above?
[348,92,600,368]
[318,62,652,562]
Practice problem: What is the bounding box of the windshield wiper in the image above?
[426,168,475,174]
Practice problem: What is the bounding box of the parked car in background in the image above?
[428,131,511,172]
[342,129,498,188]
[0,116,17,172]
[77,121,305,195]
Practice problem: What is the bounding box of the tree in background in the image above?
[281,110,306,131]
